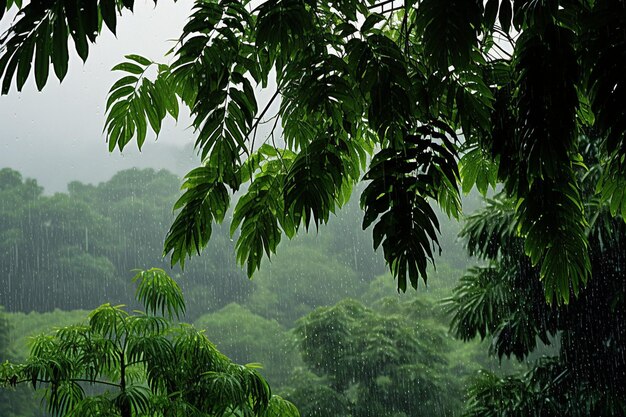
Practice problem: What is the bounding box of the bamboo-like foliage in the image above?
[0,268,299,417]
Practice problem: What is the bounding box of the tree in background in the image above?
[288,298,468,417]
[0,268,298,417]
[247,245,365,326]
[0,167,126,311]
[0,306,18,417]
[2,0,625,304]
[0,168,246,315]
[0,308,8,355]
[1,307,91,417]
[292,196,387,282]
[68,168,253,317]
[446,143,626,415]
[1,167,385,319]
[194,303,301,387]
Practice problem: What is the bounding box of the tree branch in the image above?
[249,88,281,145]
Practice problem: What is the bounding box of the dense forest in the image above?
[1,167,518,417]
[2,163,624,416]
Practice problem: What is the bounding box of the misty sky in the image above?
[0,0,201,192]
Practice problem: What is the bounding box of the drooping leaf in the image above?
[105,57,178,151]
[52,13,70,81]
[361,126,459,291]
[459,147,499,195]
[164,165,231,268]
[414,0,482,70]
[132,268,186,319]
[34,20,52,91]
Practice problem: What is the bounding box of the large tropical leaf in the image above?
[361,126,459,291]
[163,166,230,268]
[104,56,178,151]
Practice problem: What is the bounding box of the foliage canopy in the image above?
[445,143,626,415]
[2,0,626,304]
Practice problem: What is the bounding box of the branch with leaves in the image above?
[2,0,626,304]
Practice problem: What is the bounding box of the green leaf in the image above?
[52,16,69,81]
[484,0,499,29]
[164,167,231,268]
[0,0,7,21]
[105,59,179,152]
[16,36,35,91]
[415,0,481,69]
[262,395,300,417]
[596,156,626,221]
[111,62,144,75]
[1,54,19,94]
[459,147,499,196]
[361,13,383,33]
[517,177,590,305]
[64,0,89,62]
[132,268,186,319]
[141,80,162,135]
[125,54,152,66]
[361,127,457,291]
[100,0,117,33]
[284,138,344,231]
[83,0,99,43]
[108,75,138,92]
[499,0,512,33]
[131,99,147,149]
[105,85,134,110]
[34,21,51,91]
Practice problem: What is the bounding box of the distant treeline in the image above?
[0,167,474,319]
[0,166,387,318]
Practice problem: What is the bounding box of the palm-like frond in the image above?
[0,269,296,417]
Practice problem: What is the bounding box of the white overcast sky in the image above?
[0,0,202,192]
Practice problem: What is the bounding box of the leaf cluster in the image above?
[292,298,461,417]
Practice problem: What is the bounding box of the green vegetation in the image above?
[291,298,464,417]
[247,246,364,326]
[0,268,297,417]
[446,143,626,415]
[283,285,534,417]
[0,167,244,316]
[5,309,88,358]
[0,167,390,319]
[1,167,496,417]
[2,2,626,411]
[194,303,301,387]
[2,0,626,306]
[1,133,625,417]
[3,161,623,415]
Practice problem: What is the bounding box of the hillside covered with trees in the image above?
[1,167,503,417]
